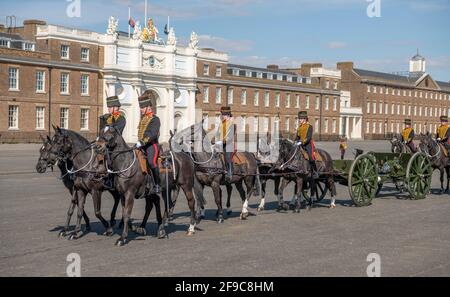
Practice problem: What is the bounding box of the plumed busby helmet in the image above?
[220,106,232,116]
[106,95,121,108]
[440,115,448,122]
[138,91,157,109]
[404,119,412,125]
[298,111,308,120]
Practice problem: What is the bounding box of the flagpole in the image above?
[168,16,170,30]
[145,0,148,24]
[128,6,131,38]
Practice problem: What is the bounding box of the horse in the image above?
[390,134,416,153]
[418,132,450,193]
[35,134,92,231]
[171,122,260,223]
[48,126,123,240]
[95,125,173,245]
[270,139,337,212]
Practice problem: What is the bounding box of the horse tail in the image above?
[254,166,262,197]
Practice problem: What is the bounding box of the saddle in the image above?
[219,152,246,174]
[438,143,449,157]
[300,148,323,163]
[135,145,172,175]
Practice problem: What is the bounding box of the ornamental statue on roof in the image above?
[141,18,161,44]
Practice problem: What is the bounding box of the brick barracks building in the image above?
[338,53,450,140]
[196,48,343,141]
[0,20,103,143]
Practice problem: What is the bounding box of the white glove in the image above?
[215,141,223,146]
[437,138,442,141]
[296,141,302,146]
[135,141,143,148]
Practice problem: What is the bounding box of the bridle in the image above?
[419,137,441,159]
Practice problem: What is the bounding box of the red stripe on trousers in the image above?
[153,144,158,167]
[311,141,315,160]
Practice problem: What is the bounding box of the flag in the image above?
[164,24,169,35]
[129,18,136,28]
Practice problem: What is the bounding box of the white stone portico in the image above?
[102,17,198,143]
[340,90,363,139]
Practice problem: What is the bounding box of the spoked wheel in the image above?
[406,152,432,200]
[302,179,329,203]
[348,153,378,207]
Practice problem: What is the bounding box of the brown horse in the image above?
[171,123,260,223]
[419,132,450,193]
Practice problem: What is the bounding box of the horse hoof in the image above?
[294,208,301,214]
[282,203,290,211]
[115,239,126,246]
[158,230,167,239]
[133,227,147,236]
[103,229,114,237]
[186,231,195,236]
[240,213,248,220]
[217,218,224,224]
[68,234,78,241]
[58,231,67,238]
[329,204,336,209]
[257,207,264,213]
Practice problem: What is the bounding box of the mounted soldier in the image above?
[99,96,126,135]
[295,111,318,179]
[214,106,237,183]
[135,91,161,194]
[401,119,416,153]
[436,115,450,155]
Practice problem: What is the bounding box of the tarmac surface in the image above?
[0,140,449,276]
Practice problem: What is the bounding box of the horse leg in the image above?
[59,194,78,238]
[440,168,445,194]
[290,182,297,208]
[168,185,180,221]
[328,175,337,209]
[257,177,267,212]
[294,178,304,213]
[212,183,224,223]
[225,184,233,216]
[181,185,197,236]
[194,178,206,221]
[92,191,113,236]
[109,190,121,228]
[446,167,450,193]
[135,195,154,236]
[154,196,167,239]
[235,180,248,220]
[68,190,87,240]
[277,178,290,211]
[116,192,134,246]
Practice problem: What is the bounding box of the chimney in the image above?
[300,63,322,76]
[337,61,354,71]
[267,64,279,71]
[0,24,5,33]
[23,20,46,41]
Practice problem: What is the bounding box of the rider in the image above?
[135,91,161,194]
[99,96,126,135]
[215,106,236,183]
[436,115,450,154]
[401,119,416,152]
[295,111,319,179]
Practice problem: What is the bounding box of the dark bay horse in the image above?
[95,126,166,246]
[271,139,336,212]
[390,134,416,153]
[172,123,260,223]
[419,133,450,193]
[49,127,122,239]
[35,134,91,231]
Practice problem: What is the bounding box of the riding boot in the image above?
[310,161,319,179]
[151,167,161,194]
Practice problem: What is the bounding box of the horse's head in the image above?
[50,125,73,159]
[270,139,295,172]
[36,134,57,173]
[419,132,434,154]
[95,125,120,154]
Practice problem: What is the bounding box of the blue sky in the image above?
[1,0,449,81]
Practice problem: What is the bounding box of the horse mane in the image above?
[61,129,90,146]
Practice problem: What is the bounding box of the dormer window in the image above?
[22,42,35,51]
[0,39,11,48]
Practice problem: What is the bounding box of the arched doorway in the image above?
[174,113,183,133]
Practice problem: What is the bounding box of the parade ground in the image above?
[1,140,449,277]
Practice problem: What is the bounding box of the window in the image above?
[333,81,338,90]
[385,103,388,114]
[241,115,247,133]
[367,102,370,114]
[419,106,422,116]
[373,102,377,114]
[379,122,383,134]
[403,90,406,96]
[8,105,19,129]
[0,39,10,48]
[275,93,280,107]
[254,90,259,106]
[60,108,69,129]
[332,119,337,133]
[390,122,394,133]
[9,67,19,90]
[315,119,319,131]
[285,117,290,131]
[23,42,35,51]
[216,67,222,77]
[397,89,400,96]
[367,85,371,93]
[324,119,329,133]
[264,91,270,107]
[253,116,259,133]
[61,45,69,59]
[372,121,376,133]
[396,122,400,133]
[81,48,89,62]
[379,87,383,94]
[408,105,411,116]
[373,86,377,93]
[203,64,209,76]
[36,71,45,92]
[403,105,406,115]
[366,121,370,133]
[296,95,300,108]
[325,97,329,110]
[202,113,209,129]
[333,97,337,111]
[215,87,222,104]
[203,86,209,103]
[397,104,400,115]
[315,96,319,110]
[325,80,330,89]
[263,117,269,132]
[36,107,45,130]
[391,103,395,115]
[425,107,428,117]
[286,94,290,108]
[385,88,389,95]
[227,88,233,105]
[241,89,247,105]
[81,74,89,95]
[305,96,310,109]
[60,73,69,94]
[80,109,89,130]
[379,102,383,114]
